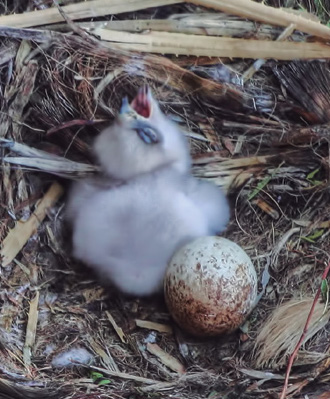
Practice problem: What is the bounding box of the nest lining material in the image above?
[0,1,330,399]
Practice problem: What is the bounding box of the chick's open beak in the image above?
[131,85,152,118]
[119,86,161,145]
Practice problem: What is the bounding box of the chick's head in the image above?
[94,86,190,180]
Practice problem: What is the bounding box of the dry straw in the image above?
[254,298,330,369]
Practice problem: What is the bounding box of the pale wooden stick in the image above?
[147,343,185,375]
[89,365,163,385]
[96,29,330,59]
[78,15,299,39]
[23,291,40,367]
[135,319,173,334]
[188,0,330,40]
[0,0,182,28]
[1,182,64,266]
[106,311,127,344]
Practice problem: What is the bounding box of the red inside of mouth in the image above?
[131,86,151,118]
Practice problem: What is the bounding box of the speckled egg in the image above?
[164,236,257,337]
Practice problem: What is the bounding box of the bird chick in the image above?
[94,85,191,180]
[66,86,230,296]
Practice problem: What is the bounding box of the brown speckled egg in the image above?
[164,236,257,337]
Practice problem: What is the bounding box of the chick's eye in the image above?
[136,127,160,145]
[130,119,162,145]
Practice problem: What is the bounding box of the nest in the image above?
[1,1,330,398]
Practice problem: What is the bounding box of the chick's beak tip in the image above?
[131,85,153,119]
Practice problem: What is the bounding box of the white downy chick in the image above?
[66,86,230,296]
[94,86,191,179]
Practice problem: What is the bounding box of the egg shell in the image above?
[164,236,257,337]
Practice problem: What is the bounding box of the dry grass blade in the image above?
[3,157,98,178]
[239,368,284,380]
[1,138,98,178]
[193,148,320,191]
[86,337,119,371]
[106,311,127,344]
[140,381,179,392]
[0,0,183,28]
[23,291,39,367]
[97,30,330,59]
[1,182,64,266]
[89,365,164,385]
[188,0,330,39]
[1,138,61,158]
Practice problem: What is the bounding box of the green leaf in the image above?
[91,372,104,381]
[98,379,111,386]
[301,229,324,243]
[248,175,271,201]
[91,371,111,386]
[321,279,329,303]
[248,161,284,201]
[307,168,320,180]
[306,168,322,186]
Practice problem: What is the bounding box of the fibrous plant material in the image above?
[274,61,330,123]
[0,1,330,399]
[254,298,330,369]
[279,261,330,399]
[0,26,250,111]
